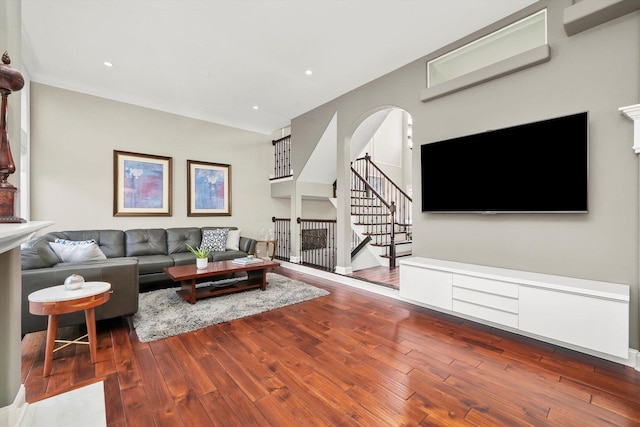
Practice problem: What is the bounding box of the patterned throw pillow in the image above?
[201,229,229,252]
[55,238,96,246]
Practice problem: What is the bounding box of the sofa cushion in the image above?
[21,237,60,270]
[49,240,107,263]
[211,250,247,262]
[238,236,256,255]
[169,252,198,266]
[134,254,175,275]
[59,230,126,258]
[167,227,202,254]
[202,228,229,252]
[125,229,168,256]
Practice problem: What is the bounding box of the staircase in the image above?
[350,154,412,268]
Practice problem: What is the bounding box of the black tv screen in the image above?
[421,112,588,213]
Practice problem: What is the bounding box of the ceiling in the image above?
[20,0,536,135]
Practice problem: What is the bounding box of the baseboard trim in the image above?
[334,265,352,275]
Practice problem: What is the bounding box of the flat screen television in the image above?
[421,112,588,213]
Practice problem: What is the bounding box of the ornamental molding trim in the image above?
[619,104,640,154]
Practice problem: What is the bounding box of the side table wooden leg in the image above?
[84,307,97,363]
[43,314,59,377]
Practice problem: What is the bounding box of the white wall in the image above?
[359,108,413,195]
[302,199,336,220]
[29,83,282,239]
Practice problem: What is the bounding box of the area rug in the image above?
[132,273,329,342]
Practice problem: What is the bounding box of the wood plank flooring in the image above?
[348,266,399,289]
[21,267,640,426]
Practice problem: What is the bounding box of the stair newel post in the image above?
[389,201,396,268]
[364,153,371,198]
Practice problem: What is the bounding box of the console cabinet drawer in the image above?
[453,274,518,298]
[452,286,518,314]
[452,299,519,328]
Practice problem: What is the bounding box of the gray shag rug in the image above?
[132,272,329,342]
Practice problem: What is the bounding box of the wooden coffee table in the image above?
[164,259,280,304]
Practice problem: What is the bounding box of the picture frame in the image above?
[113,150,172,216]
[187,160,232,216]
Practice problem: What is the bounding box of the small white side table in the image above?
[28,281,111,377]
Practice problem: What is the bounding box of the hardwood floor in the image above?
[348,266,399,289]
[21,267,640,426]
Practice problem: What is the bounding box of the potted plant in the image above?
[186,243,210,269]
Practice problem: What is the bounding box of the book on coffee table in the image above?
[232,257,264,265]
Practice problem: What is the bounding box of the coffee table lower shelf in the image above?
[176,279,263,303]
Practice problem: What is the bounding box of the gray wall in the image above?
[29,83,287,238]
[291,1,640,348]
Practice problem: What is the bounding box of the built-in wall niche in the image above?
[422,9,550,102]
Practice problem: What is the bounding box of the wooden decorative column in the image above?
[0,51,25,223]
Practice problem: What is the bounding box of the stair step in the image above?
[362,230,409,236]
[351,199,382,204]
[351,205,382,209]
[380,251,413,259]
[354,223,411,229]
[370,239,412,246]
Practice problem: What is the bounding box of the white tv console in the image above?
[399,257,629,359]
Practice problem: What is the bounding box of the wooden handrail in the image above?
[297,218,337,224]
[272,135,291,145]
[354,154,413,201]
[351,235,372,259]
[350,167,392,210]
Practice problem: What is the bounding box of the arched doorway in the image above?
[345,107,413,288]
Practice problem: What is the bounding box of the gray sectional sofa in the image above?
[21,226,256,335]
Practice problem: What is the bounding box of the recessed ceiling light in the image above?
[305,70,313,75]
[252,105,259,110]
[103,61,113,67]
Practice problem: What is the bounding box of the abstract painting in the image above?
[113,150,172,216]
[187,160,231,216]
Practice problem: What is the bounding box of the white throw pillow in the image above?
[49,240,107,263]
[226,229,241,251]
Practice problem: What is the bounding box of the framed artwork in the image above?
[187,160,232,216]
[113,150,172,216]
